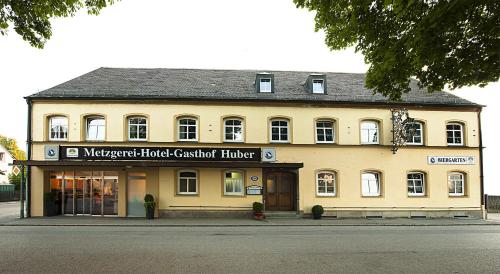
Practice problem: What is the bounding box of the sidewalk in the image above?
[2,214,500,227]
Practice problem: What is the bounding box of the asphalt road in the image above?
[1,225,499,273]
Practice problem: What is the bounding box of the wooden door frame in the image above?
[262,168,299,212]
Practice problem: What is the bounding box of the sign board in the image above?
[250,176,259,182]
[261,148,276,162]
[246,185,263,195]
[427,156,475,165]
[44,145,59,160]
[12,166,21,176]
[60,146,261,162]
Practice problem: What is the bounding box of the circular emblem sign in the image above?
[47,148,56,157]
[265,151,273,159]
[250,176,259,182]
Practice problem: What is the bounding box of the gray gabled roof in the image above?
[27,67,479,107]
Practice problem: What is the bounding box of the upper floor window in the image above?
[270,119,290,143]
[312,79,325,94]
[49,116,68,141]
[405,121,423,145]
[86,116,105,141]
[447,122,464,146]
[360,121,379,144]
[178,170,198,195]
[316,120,335,143]
[407,172,425,196]
[362,172,381,197]
[448,172,465,196]
[128,116,147,141]
[224,171,244,196]
[316,171,336,196]
[259,78,272,93]
[178,117,198,141]
[224,118,244,142]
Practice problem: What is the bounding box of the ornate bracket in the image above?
[391,108,417,154]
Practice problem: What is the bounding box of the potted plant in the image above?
[144,194,156,219]
[311,205,324,220]
[44,192,58,217]
[252,202,265,220]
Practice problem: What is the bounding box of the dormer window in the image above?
[312,79,324,94]
[255,73,274,93]
[260,78,272,93]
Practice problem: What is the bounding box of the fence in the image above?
[0,184,19,202]
[486,195,500,213]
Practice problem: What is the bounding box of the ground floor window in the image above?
[316,171,336,196]
[178,170,198,194]
[362,172,381,197]
[407,172,425,196]
[448,172,465,196]
[224,171,244,196]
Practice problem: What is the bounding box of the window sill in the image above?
[223,194,245,198]
[408,194,427,198]
[176,193,198,196]
[362,195,383,198]
[128,139,148,142]
[449,194,467,198]
[316,194,337,198]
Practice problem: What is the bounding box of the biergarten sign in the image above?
[60,146,261,162]
[427,156,475,165]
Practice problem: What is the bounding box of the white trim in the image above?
[177,169,198,195]
[315,120,335,144]
[407,172,425,196]
[178,117,198,142]
[316,171,336,196]
[223,118,244,143]
[448,172,465,196]
[405,121,423,145]
[86,116,105,141]
[446,123,464,146]
[127,116,147,141]
[48,116,68,141]
[361,172,381,197]
[312,79,325,94]
[269,119,290,143]
[360,121,379,145]
[223,170,245,196]
[259,78,272,93]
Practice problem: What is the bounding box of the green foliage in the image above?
[8,172,22,190]
[0,0,116,48]
[0,135,26,160]
[311,205,324,215]
[44,191,57,202]
[252,202,264,213]
[144,194,155,209]
[294,0,500,101]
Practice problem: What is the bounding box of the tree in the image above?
[0,135,26,160]
[294,0,499,101]
[8,172,22,190]
[0,0,116,49]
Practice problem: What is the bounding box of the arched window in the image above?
[86,116,105,141]
[360,121,379,144]
[448,172,465,196]
[407,172,425,196]
[405,121,424,145]
[270,118,290,143]
[316,171,336,196]
[362,171,381,197]
[178,117,198,141]
[315,120,335,143]
[49,116,68,141]
[224,170,244,196]
[446,122,464,146]
[224,118,244,142]
[128,116,147,141]
[178,170,198,195]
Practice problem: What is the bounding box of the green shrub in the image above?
[311,205,324,215]
[253,202,264,213]
[44,192,57,202]
[144,194,154,203]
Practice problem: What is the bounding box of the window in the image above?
[316,171,336,196]
[224,118,244,142]
[259,78,272,93]
[178,118,198,141]
[316,120,335,143]
[360,121,379,144]
[312,79,325,94]
[270,119,289,143]
[224,171,244,196]
[448,172,465,196]
[362,172,381,197]
[128,117,147,141]
[407,172,425,196]
[49,116,68,141]
[447,123,464,146]
[86,116,105,141]
[178,170,198,195]
[405,121,423,145]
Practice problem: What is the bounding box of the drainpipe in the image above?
[26,98,32,218]
[478,108,485,219]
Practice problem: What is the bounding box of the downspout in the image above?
[26,98,32,217]
[477,108,485,219]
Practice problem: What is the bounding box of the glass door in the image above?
[103,172,119,215]
[92,171,103,215]
[127,172,146,217]
[63,172,74,215]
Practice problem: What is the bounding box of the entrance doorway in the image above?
[264,172,296,211]
[127,172,146,217]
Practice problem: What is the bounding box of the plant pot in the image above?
[312,213,322,220]
[253,212,265,220]
[146,207,155,219]
[45,202,58,217]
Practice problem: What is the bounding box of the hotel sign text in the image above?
[427,156,475,165]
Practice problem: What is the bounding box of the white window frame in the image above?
[316,171,336,196]
[259,78,272,93]
[315,120,335,143]
[446,123,464,146]
[223,118,244,143]
[360,121,379,144]
[223,170,245,196]
[405,121,423,145]
[448,172,465,196]
[48,116,68,141]
[269,119,290,143]
[128,116,148,141]
[312,79,325,94]
[178,117,198,142]
[178,170,198,195]
[86,116,105,141]
[362,172,381,197]
[407,172,425,196]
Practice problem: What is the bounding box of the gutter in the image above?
[478,109,485,210]
[26,98,32,217]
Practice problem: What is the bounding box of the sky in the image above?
[0,0,498,194]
